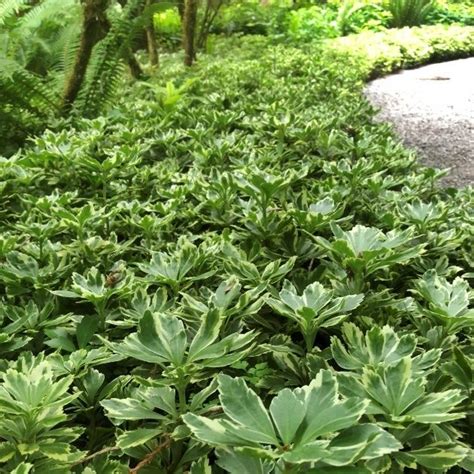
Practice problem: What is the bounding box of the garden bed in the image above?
[0,24,473,473]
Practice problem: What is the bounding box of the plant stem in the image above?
[130,436,171,473]
[177,381,187,413]
[303,327,317,352]
[95,299,107,331]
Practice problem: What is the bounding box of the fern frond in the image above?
[0,0,27,26]
[47,20,82,87]
[0,59,61,151]
[0,58,59,116]
[16,0,77,32]
[75,0,146,117]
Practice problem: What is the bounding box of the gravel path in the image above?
[365,58,474,188]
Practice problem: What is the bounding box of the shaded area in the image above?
[365,58,474,188]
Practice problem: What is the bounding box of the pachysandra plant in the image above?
[267,280,364,351]
[411,270,473,334]
[313,223,425,284]
[0,359,84,470]
[137,240,216,293]
[51,264,134,332]
[289,196,348,234]
[0,20,473,474]
[184,370,402,473]
[332,324,470,471]
[330,323,439,374]
[179,276,267,328]
[106,310,257,390]
[0,250,71,296]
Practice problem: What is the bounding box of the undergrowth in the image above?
[0,24,473,473]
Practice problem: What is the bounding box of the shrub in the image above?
[287,6,340,41]
[425,1,474,26]
[328,24,474,77]
[212,1,288,36]
[153,7,182,47]
[330,0,391,35]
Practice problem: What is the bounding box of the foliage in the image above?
[0,0,148,151]
[153,7,182,47]
[212,1,288,36]
[386,0,435,27]
[184,371,402,472]
[426,1,474,26]
[0,0,80,151]
[219,1,390,42]
[287,5,340,41]
[328,24,474,78]
[74,0,147,117]
[0,22,473,473]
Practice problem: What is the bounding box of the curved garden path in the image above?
[365,57,474,188]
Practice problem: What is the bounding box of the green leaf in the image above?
[333,224,384,256]
[39,442,77,461]
[413,271,474,331]
[189,457,212,474]
[0,442,16,462]
[116,428,163,449]
[51,290,80,298]
[459,449,474,472]
[141,386,177,417]
[216,448,274,474]
[324,424,401,465]
[269,388,306,444]
[297,370,368,443]
[442,347,472,390]
[362,357,424,417]
[113,311,187,366]
[143,311,187,366]
[11,463,33,474]
[332,324,416,371]
[403,390,465,423]
[267,282,363,350]
[188,309,223,362]
[218,374,278,445]
[408,442,469,470]
[76,314,99,348]
[18,443,39,455]
[183,414,249,446]
[282,440,329,463]
[101,398,165,422]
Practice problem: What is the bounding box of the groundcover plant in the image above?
[0,25,473,473]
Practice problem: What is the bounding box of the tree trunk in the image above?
[145,0,159,66]
[127,51,145,79]
[177,0,185,21]
[183,0,198,67]
[62,0,110,111]
[146,27,159,66]
[196,0,224,50]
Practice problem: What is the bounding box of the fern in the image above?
[0,0,27,26]
[387,0,434,27]
[75,0,146,117]
[47,21,83,90]
[337,1,368,36]
[16,0,77,32]
[1,59,58,113]
[0,58,60,150]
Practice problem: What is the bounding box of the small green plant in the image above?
[153,7,182,46]
[184,371,402,472]
[386,0,435,27]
